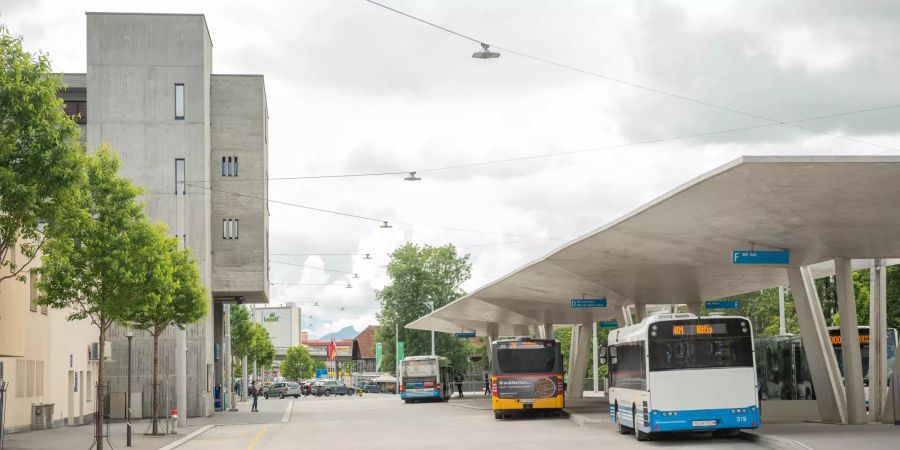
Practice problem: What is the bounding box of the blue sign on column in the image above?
[705,300,741,309]
[598,321,618,328]
[732,250,790,265]
[454,332,476,338]
[570,298,607,308]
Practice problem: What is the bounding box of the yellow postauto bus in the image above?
[491,338,564,419]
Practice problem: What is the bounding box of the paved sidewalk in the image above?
[0,399,287,450]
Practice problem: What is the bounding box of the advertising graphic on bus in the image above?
[491,338,564,419]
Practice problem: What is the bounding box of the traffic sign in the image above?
[454,332,477,338]
[706,300,741,309]
[732,250,789,265]
[599,321,618,328]
[570,298,607,308]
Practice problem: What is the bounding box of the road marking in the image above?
[281,399,294,423]
[248,425,268,450]
[157,424,215,450]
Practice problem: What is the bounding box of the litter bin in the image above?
[214,385,222,411]
[31,403,54,430]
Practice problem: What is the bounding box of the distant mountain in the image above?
[319,326,359,341]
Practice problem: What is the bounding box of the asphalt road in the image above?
[177,394,764,450]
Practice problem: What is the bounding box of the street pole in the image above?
[430,302,435,356]
[778,286,786,335]
[592,322,598,393]
[175,174,187,428]
[241,355,248,402]
[395,323,399,396]
[126,331,133,447]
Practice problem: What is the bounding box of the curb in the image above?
[739,430,813,450]
[563,408,608,426]
[157,424,215,450]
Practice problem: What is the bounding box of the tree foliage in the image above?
[37,146,156,449]
[249,322,276,369]
[375,243,473,374]
[0,24,85,284]
[230,305,253,359]
[281,345,316,380]
[130,231,207,435]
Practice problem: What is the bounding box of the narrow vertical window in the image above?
[234,219,239,239]
[223,219,228,239]
[221,157,227,176]
[175,159,185,194]
[175,83,185,119]
[227,157,233,176]
[234,157,238,176]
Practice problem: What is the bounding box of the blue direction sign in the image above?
[570,298,607,308]
[315,369,328,379]
[732,250,790,265]
[706,300,741,309]
[454,332,477,338]
[599,321,619,328]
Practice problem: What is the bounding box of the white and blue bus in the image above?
[602,313,759,441]
[399,356,453,403]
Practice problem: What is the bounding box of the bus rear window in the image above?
[496,347,556,373]
[403,360,436,377]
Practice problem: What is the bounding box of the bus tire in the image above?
[633,408,649,441]
[494,412,502,419]
[713,429,740,438]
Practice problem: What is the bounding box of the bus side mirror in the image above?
[608,344,618,365]
[598,340,608,365]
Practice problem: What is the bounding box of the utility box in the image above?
[31,403,54,430]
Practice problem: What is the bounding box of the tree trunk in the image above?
[152,327,160,435]
[96,324,106,450]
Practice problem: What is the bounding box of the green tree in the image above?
[131,235,207,435]
[250,323,276,370]
[0,24,85,285]
[230,306,253,382]
[281,345,316,380]
[375,243,472,374]
[37,147,156,450]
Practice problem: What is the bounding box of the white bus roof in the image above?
[609,313,750,345]
[401,355,449,362]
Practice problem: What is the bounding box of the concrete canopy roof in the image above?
[407,156,900,336]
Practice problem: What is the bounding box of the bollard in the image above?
[169,409,179,434]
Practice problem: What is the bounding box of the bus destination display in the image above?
[672,323,727,336]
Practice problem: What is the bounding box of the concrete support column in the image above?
[634,304,647,322]
[532,324,542,339]
[486,322,499,364]
[241,356,248,402]
[566,323,591,399]
[787,266,847,424]
[537,323,551,339]
[870,259,888,421]
[616,306,632,327]
[835,257,867,424]
[686,302,702,316]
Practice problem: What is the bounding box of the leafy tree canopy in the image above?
[249,322,276,369]
[0,24,85,284]
[281,345,316,380]
[231,305,253,358]
[375,243,473,374]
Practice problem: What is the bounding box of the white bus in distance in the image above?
[601,313,759,441]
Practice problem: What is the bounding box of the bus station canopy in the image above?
[407,156,900,336]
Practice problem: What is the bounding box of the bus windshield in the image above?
[495,341,558,374]
[402,360,437,378]
[648,318,754,371]
[829,328,898,380]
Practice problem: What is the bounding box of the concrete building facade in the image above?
[53,12,269,419]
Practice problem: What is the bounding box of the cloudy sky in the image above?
[3,1,899,338]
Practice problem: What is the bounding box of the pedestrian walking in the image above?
[455,374,464,398]
[483,372,490,396]
[250,381,260,412]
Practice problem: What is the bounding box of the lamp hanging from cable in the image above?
[472,43,500,59]
[380,221,392,229]
[404,171,421,181]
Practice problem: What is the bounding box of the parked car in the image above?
[264,381,302,399]
[301,380,318,396]
[356,382,381,393]
[314,380,355,396]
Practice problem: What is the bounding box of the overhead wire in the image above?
[364,0,900,153]
[269,259,356,275]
